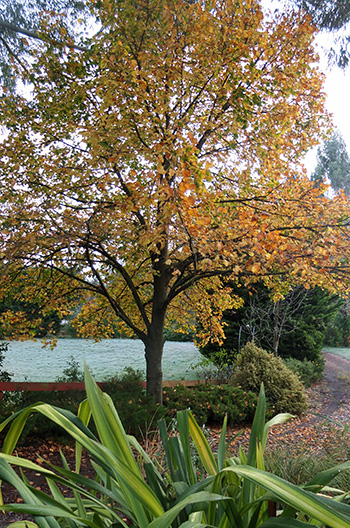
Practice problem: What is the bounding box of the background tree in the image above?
[1,0,350,403]
[324,297,350,346]
[290,0,350,68]
[312,131,350,195]
[199,284,341,362]
[0,0,89,90]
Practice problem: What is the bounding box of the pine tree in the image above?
[312,131,350,195]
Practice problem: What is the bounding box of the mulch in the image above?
[1,353,350,527]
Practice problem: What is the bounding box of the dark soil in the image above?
[1,351,350,527]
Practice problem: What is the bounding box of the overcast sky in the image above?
[302,40,350,174]
[261,0,350,175]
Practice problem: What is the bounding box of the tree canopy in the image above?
[0,0,89,90]
[1,0,350,93]
[1,0,350,402]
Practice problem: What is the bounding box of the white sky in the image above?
[315,65,350,152]
[263,0,350,175]
[303,39,350,174]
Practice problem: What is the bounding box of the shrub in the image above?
[233,341,308,415]
[163,383,259,425]
[55,355,84,382]
[0,367,164,441]
[191,353,236,384]
[283,356,325,387]
[0,341,12,382]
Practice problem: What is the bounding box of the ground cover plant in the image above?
[2,368,350,527]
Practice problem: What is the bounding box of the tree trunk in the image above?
[145,331,164,405]
[145,242,169,404]
[273,300,280,356]
[144,306,166,404]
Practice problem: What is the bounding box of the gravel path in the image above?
[321,352,350,415]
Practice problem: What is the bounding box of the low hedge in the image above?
[162,383,260,425]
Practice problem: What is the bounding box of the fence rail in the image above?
[0,379,203,400]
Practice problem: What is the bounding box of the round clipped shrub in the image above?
[233,342,308,415]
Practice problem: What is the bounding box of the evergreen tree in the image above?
[0,0,89,90]
[277,287,342,361]
[199,284,341,363]
[312,131,350,195]
[291,0,350,68]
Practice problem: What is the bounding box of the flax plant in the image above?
[0,367,350,527]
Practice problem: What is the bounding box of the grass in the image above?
[263,419,350,492]
[323,346,350,360]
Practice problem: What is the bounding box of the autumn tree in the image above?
[1,0,350,403]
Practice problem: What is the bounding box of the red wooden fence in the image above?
[0,379,203,400]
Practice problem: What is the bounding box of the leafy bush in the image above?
[55,355,84,382]
[191,353,236,384]
[1,374,350,528]
[234,341,308,415]
[0,341,12,382]
[283,356,325,387]
[163,383,258,425]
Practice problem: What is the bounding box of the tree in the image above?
[312,131,350,195]
[199,284,341,362]
[1,0,350,403]
[0,0,90,90]
[290,0,350,68]
[2,0,350,96]
[277,287,342,360]
[324,297,350,346]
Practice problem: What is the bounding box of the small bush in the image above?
[283,356,325,387]
[0,341,12,382]
[55,355,84,382]
[191,354,236,384]
[163,383,259,425]
[233,342,308,415]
